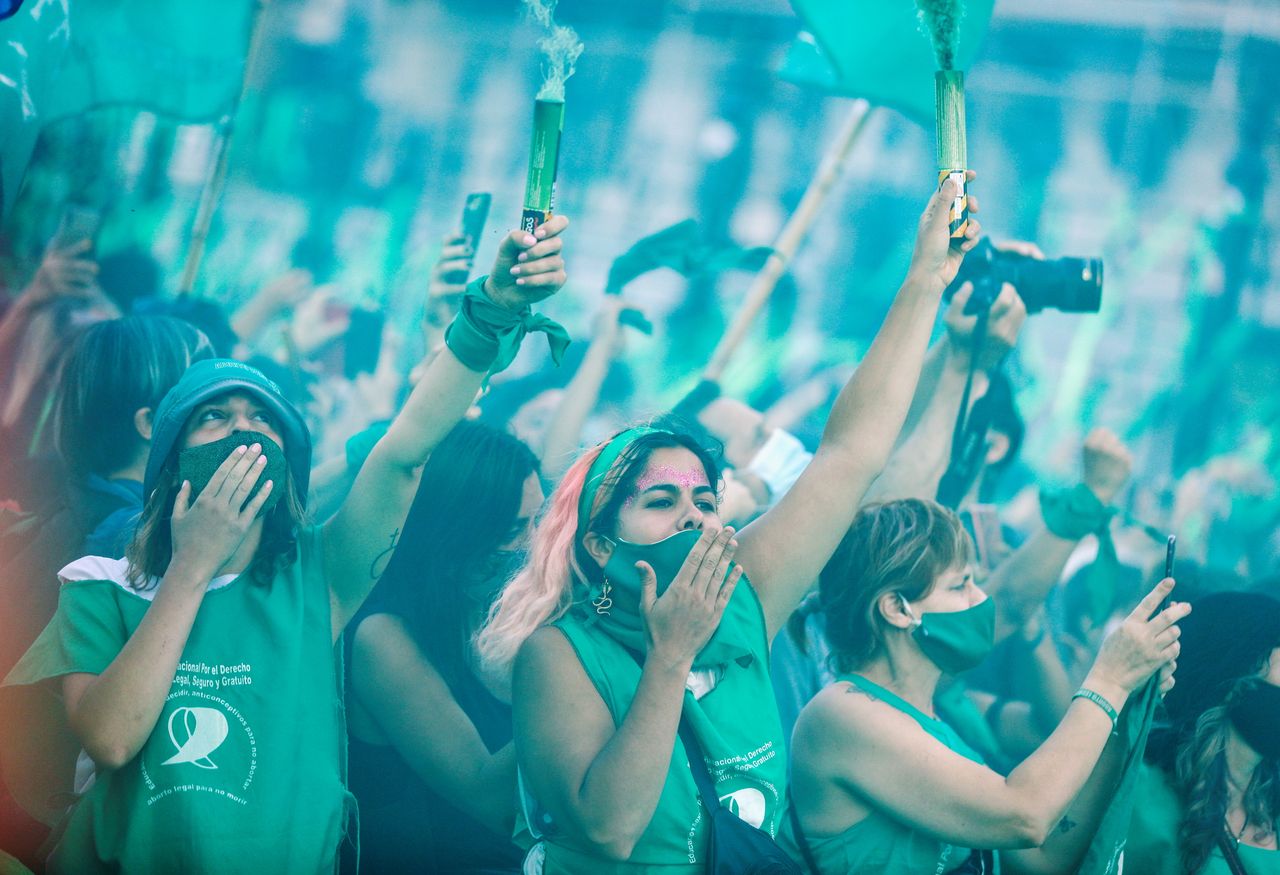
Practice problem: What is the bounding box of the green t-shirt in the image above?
[778,673,998,875]
[1127,762,1280,875]
[527,581,788,874]
[1,528,353,874]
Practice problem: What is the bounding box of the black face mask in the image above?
[463,549,528,606]
[177,430,287,517]
[1229,680,1280,761]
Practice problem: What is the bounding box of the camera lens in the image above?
[1016,256,1103,314]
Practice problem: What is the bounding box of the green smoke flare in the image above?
[523,0,584,101]
[915,0,962,69]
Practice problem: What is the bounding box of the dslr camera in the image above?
[946,238,1103,314]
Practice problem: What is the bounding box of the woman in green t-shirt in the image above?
[1,218,572,874]
[784,498,1185,875]
[474,177,985,873]
[1128,591,1280,875]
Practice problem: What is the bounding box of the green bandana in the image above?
[1041,483,1121,625]
[444,276,571,376]
[576,425,670,535]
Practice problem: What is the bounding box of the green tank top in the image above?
[778,673,997,875]
[527,580,788,874]
[2,528,353,874]
[1127,762,1280,875]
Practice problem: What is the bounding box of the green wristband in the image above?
[1040,483,1115,540]
[444,276,570,375]
[1073,687,1119,731]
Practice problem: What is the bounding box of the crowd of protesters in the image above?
[0,166,1275,875]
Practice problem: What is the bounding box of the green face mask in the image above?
[594,529,705,648]
[899,595,996,675]
[177,430,287,516]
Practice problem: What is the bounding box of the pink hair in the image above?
[475,443,605,695]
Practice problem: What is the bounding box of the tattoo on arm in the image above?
[369,528,401,580]
[1057,817,1077,834]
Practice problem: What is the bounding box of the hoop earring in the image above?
[592,579,613,615]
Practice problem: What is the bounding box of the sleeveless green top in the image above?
[1127,762,1280,875]
[779,673,998,875]
[2,528,353,874]
[527,580,788,874]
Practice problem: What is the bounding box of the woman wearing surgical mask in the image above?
[346,420,542,874]
[1128,591,1280,874]
[476,177,985,873]
[2,219,571,873]
[783,498,1186,875]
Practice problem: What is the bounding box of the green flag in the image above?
[1,0,256,214]
[1077,678,1160,874]
[781,0,995,127]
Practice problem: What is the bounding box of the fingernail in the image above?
[517,252,529,262]
[535,228,547,238]
[236,446,247,454]
[510,266,521,275]
[523,235,537,246]
[515,278,525,285]
[251,443,262,453]
[256,456,266,465]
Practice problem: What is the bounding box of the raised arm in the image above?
[985,428,1133,638]
[738,176,981,639]
[540,296,627,478]
[322,218,569,638]
[865,281,1026,503]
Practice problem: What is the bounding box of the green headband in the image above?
[576,425,672,535]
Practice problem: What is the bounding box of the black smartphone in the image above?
[343,307,385,380]
[1159,534,1177,612]
[442,193,492,285]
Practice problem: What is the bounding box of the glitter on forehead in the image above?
[624,464,712,508]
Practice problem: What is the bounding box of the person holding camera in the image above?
[783,498,1186,875]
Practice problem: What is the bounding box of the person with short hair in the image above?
[783,498,1186,875]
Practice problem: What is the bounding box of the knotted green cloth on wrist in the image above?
[444,276,570,375]
[1041,482,1121,625]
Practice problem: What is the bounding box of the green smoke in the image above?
[523,0,584,101]
[915,0,962,70]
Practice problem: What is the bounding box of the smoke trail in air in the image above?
[915,0,962,70]
[522,0,583,101]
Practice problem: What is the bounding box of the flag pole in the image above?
[702,99,873,383]
[177,0,270,296]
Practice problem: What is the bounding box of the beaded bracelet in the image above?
[1073,687,1119,732]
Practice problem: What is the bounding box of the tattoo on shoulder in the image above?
[843,684,877,703]
[369,528,400,580]
[1057,817,1077,834]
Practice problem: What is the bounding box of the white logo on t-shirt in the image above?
[162,706,229,769]
[718,788,766,829]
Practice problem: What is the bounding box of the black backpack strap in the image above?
[1218,829,1250,875]
[785,791,821,875]
[620,645,721,813]
[676,712,721,813]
